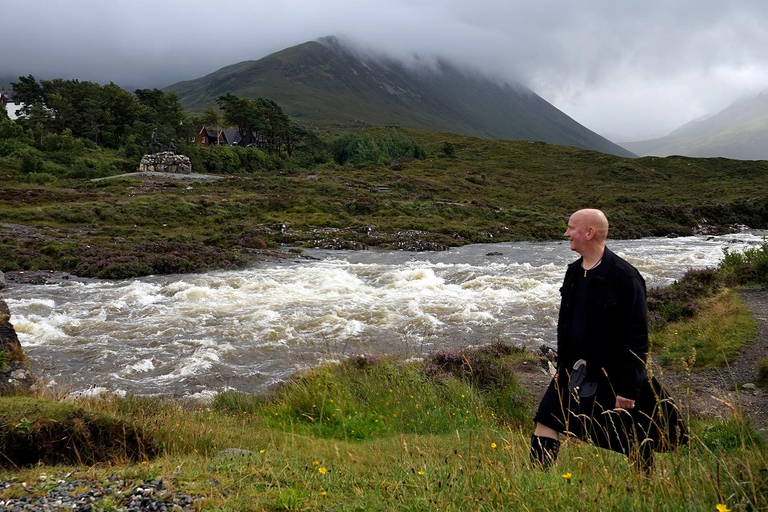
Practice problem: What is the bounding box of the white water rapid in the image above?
[3,233,766,398]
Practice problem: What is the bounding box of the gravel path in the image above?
[662,286,768,440]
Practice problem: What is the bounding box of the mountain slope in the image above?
[166,37,634,157]
[621,90,768,160]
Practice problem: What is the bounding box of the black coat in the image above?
[556,247,648,400]
[536,247,687,452]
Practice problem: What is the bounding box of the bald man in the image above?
[530,209,685,471]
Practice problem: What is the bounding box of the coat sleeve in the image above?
[616,272,649,400]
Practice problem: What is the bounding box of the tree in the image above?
[10,75,45,117]
[199,106,220,128]
[283,124,310,157]
[217,93,262,139]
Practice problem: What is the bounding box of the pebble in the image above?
[0,477,198,511]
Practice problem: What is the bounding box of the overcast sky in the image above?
[3,0,768,141]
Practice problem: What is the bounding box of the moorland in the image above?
[1,78,768,511]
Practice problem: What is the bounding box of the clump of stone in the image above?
[0,299,34,395]
[139,151,192,174]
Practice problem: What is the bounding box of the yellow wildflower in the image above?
[716,505,730,512]
[318,467,327,475]
[491,443,497,449]
[418,470,425,475]
[313,460,319,465]
[562,472,573,482]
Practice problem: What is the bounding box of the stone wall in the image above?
[139,152,192,174]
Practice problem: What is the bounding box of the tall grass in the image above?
[651,289,757,369]
[5,357,764,511]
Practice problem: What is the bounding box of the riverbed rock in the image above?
[0,299,35,395]
[0,270,5,289]
[139,151,192,174]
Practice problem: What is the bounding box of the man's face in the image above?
[564,214,589,254]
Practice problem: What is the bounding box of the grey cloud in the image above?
[2,0,768,140]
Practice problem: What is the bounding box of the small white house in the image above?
[4,102,21,120]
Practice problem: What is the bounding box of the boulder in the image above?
[0,299,35,395]
[0,270,5,290]
[138,152,192,174]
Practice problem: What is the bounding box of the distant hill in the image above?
[621,90,768,160]
[165,37,634,158]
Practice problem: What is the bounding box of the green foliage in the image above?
[213,344,529,441]
[440,140,455,157]
[718,240,768,287]
[330,128,427,165]
[647,268,720,331]
[25,172,58,185]
[40,129,88,164]
[0,139,41,160]
[693,417,764,453]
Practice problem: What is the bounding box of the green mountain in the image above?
[620,90,768,160]
[166,37,635,157]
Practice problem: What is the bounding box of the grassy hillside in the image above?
[166,37,635,157]
[2,128,768,278]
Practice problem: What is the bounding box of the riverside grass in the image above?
[651,289,757,369]
[2,329,767,511]
[1,360,766,511]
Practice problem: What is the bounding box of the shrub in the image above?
[647,268,720,331]
[331,129,427,166]
[718,240,768,287]
[758,357,768,388]
[25,172,57,184]
[424,342,530,423]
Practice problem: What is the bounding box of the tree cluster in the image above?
[216,93,311,157]
[2,75,427,180]
[10,75,186,150]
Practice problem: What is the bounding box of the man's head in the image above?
[564,209,609,256]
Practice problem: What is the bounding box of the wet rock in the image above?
[0,299,34,395]
[0,270,5,290]
[486,252,503,256]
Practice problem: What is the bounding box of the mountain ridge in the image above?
[620,89,768,160]
[165,37,635,157]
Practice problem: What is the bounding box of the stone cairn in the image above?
[138,151,192,174]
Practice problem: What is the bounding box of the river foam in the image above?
[4,233,765,397]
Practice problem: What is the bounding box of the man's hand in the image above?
[615,396,635,409]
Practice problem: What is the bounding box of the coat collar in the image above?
[567,247,616,274]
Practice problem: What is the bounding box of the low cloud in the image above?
[3,0,767,140]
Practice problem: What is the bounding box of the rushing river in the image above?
[3,233,766,398]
